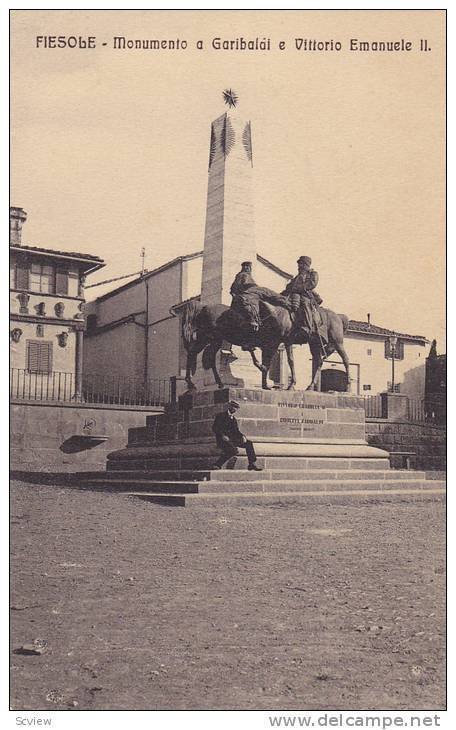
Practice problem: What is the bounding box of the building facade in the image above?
[84,253,290,385]
[10,207,105,399]
[84,251,428,397]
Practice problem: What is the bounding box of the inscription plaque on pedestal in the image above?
[108,387,389,472]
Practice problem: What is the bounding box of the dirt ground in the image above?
[10,479,445,711]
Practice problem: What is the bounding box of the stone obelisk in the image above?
[197,91,261,388]
[201,92,256,306]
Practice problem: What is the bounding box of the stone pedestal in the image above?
[381,392,408,421]
[192,347,276,391]
[107,388,389,471]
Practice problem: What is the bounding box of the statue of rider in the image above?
[281,256,328,346]
[230,261,257,297]
[230,261,288,334]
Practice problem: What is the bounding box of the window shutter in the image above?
[384,339,404,360]
[27,342,40,372]
[16,262,29,290]
[39,342,52,372]
[27,341,53,373]
[55,269,69,295]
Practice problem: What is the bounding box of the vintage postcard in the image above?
[9,8,446,721]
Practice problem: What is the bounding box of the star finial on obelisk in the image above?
[223,88,238,109]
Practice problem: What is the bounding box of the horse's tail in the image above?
[340,314,349,334]
[182,300,201,351]
[182,300,202,376]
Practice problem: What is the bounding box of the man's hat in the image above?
[297,256,312,266]
[228,400,240,409]
[241,261,252,267]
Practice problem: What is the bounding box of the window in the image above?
[10,259,77,296]
[363,384,372,391]
[36,325,44,338]
[26,340,53,373]
[367,348,372,356]
[67,272,79,297]
[10,259,29,290]
[55,268,69,295]
[384,339,404,360]
[387,382,401,393]
[30,263,55,294]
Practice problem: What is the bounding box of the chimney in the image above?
[367,313,371,326]
[10,207,27,246]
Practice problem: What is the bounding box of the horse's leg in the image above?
[249,348,267,373]
[260,346,276,390]
[334,342,352,392]
[185,354,196,390]
[210,339,225,389]
[185,344,201,390]
[307,344,323,391]
[285,343,296,390]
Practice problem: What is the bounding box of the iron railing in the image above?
[363,393,444,424]
[10,368,75,402]
[406,398,426,423]
[11,370,444,423]
[408,397,445,425]
[10,368,171,407]
[363,394,383,418]
[82,373,170,406]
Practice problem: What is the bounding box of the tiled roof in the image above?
[91,251,288,302]
[348,319,426,342]
[92,252,203,302]
[11,244,104,263]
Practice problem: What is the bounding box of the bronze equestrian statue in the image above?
[230,261,290,336]
[281,256,328,350]
[181,258,350,392]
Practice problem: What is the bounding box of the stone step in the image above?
[81,477,445,495]
[86,468,426,483]
[125,486,446,508]
[107,455,391,472]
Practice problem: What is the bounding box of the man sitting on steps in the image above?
[212,400,262,471]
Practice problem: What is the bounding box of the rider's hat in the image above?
[228,400,240,410]
[297,256,312,267]
[241,261,252,268]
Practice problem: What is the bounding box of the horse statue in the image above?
[181,296,351,392]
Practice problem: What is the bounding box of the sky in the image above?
[10,9,445,345]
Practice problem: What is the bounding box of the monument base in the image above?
[192,347,277,391]
[107,387,389,471]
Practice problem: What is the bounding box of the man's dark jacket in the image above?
[212,411,245,448]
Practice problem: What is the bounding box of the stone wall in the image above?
[366,419,446,470]
[10,401,162,472]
